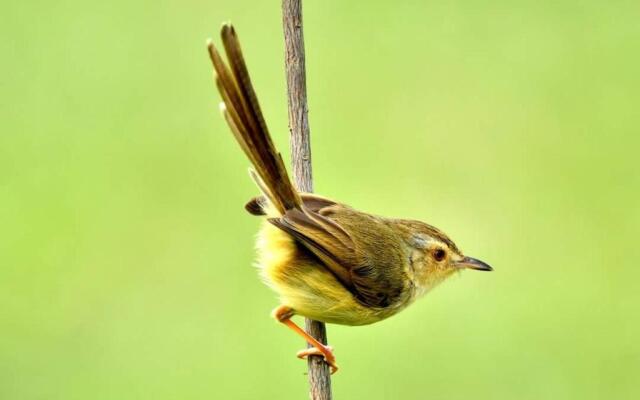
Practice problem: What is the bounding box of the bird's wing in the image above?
[268,206,358,292]
[268,204,408,309]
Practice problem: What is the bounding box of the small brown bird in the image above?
[207,24,492,374]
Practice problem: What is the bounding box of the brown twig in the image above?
[282,1,332,399]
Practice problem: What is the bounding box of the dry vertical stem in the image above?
[282,1,333,399]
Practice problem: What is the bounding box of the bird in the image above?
[207,23,492,374]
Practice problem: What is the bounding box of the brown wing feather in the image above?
[270,206,410,309]
[268,208,358,293]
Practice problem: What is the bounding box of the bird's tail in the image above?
[207,23,301,215]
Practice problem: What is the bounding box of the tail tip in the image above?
[221,21,234,32]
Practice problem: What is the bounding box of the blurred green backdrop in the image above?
[2,1,639,399]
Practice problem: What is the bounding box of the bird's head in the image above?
[396,220,492,296]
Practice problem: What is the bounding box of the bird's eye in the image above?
[433,249,446,261]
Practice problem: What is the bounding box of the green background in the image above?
[2,1,639,399]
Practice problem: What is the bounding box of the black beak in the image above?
[456,256,493,271]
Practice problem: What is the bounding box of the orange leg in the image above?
[272,305,338,374]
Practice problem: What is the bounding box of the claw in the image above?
[297,345,338,374]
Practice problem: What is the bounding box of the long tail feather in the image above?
[207,23,301,215]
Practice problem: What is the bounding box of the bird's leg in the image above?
[272,305,338,374]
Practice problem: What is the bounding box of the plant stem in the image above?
[282,1,332,399]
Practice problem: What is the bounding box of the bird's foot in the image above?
[297,345,338,374]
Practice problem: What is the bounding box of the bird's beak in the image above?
[456,256,493,271]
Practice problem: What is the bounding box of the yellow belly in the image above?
[255,222,401,325]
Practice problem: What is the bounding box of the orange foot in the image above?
[272,305,339,374]
[297,345,338,374]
